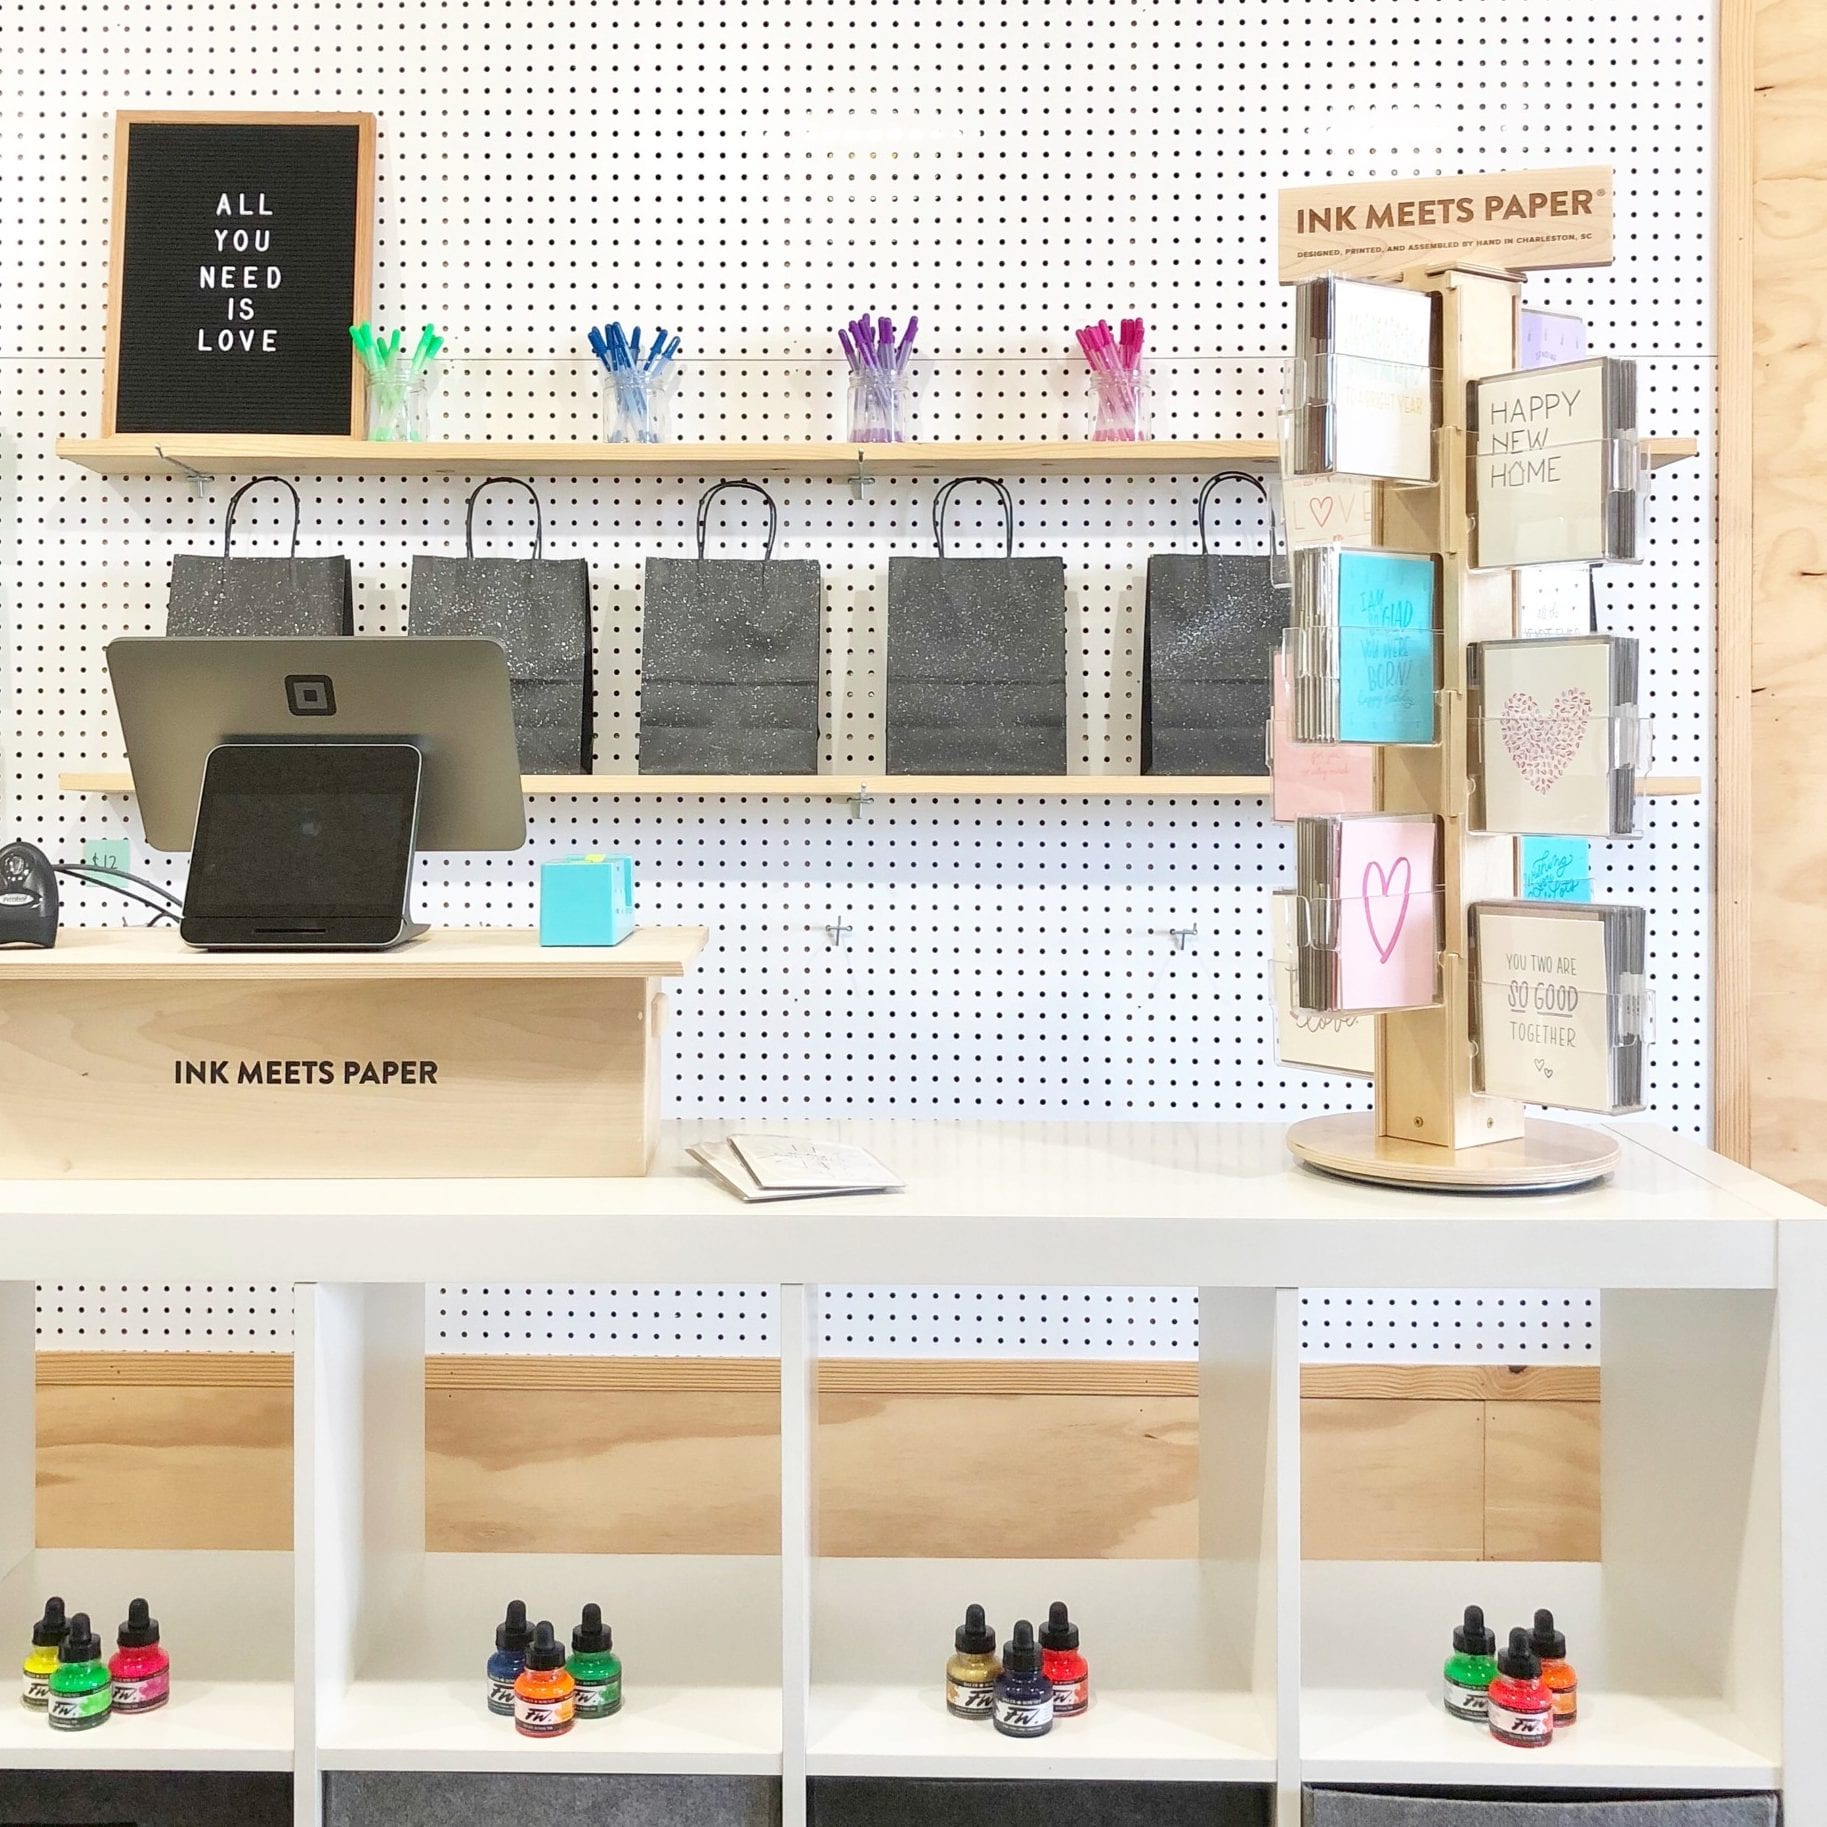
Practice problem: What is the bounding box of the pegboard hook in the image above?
[850,449,874,500]
[821,918,853,949]
[155,446,215,500]
[1167,924,1199,952]
[848,783,875,819]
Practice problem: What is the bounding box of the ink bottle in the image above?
[21,1597,67,1712]
[488,1599,532,1717]
[1038,1601,1088,1717]
[513,1621,576,1739]
[1488,1625,1553,1748]
[109,1599,170,1714]
[570,1604,623,1719]
[47,1614,112,1733]
[1529,1608,1577,1727]
[945,1604,1000,1720]
[992,1619,1054,1740]
[1442,1604,1498,1723]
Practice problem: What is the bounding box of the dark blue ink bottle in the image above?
[992,1619,1054,1739]
[487,1599,532,1716]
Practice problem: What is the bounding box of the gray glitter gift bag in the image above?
[886,477,1067,774]
[408,477,592,774]
[1143,471,1287,775]
[166,477,354,638]
[639,480,822,774]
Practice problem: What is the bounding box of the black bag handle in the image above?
[1195,471,1270,556]
[696,481,779,560]
[222,476,302,558]
[933,476,1015,559]
[465,477,544,560]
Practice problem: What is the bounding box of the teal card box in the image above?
[540,853,636,946]
[1335,551,1438,745]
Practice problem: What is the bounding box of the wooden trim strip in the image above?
[36,1351,1597,1403]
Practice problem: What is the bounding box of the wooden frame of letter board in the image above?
[1285,264,1621,1191]
[102,110,377,438]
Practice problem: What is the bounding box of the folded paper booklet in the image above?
[1294,813,1441,1013]
[1268,654,1377,823]
[1288,547,1440,745]
[1471,356,1642,568]
[1470,900,1647,1114]
[1469,634,1640,837]
[691,1134,906,1202]
[1270,889,1376,1076]
[1290,277,1436,482]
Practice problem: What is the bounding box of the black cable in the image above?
[54,862,183,910]
[51,867,178,926]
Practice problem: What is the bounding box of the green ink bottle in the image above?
[47,1613,112,1733]
[1442,1604,1498,1724]
[569,1604,622,1719]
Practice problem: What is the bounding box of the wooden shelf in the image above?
[53,432,1700,480]
[55,768,1703,798]
[0,924,708,981]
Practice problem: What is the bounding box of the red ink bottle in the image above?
[1487,1625,1553,1748]
[1529,1608,1578,1727]
[109,1599,170,1714]
[1038,1601,1088,1717]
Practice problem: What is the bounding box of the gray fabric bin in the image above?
[328,1772,778,1826]
[1304,1790,1777,1827]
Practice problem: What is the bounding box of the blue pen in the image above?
[630,327,643,365]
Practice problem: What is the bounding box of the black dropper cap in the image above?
[1529,1608,1567,1660]
[1452,1604,1495,1657]
[573,1603,613,1655]
[1497,1625,1540,1681]
[58,1613,101,1665]
[30,1597,69,1648]
[1039,1601,1079,1652]
[955,1604,995,1655]
[525,1620,566,1672]
[495,1599,532,1654]
[1002,1619,1040,1676]
[117,1598,160,1650]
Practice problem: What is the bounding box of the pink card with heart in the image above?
[1270,656,1378,822]
[1333,816,1440,1010]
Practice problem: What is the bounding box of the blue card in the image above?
[1520,836,1592,903]
[1336,552,1438,744]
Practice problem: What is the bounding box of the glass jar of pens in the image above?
[840,313,918,442]
[352,322,443,442]
[1076,316,1150,441]
[590,322,682,443]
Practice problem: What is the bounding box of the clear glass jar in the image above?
[602,366,681,443]
[364,367,435,442]
[1087,367,1151,442]
[847,367,914,443]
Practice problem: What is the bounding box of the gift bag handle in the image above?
[934,476,1015,559]
[696,480,779,560]
[1195,471,1270,557]
[465,477,545,560]
[222,476,303,558]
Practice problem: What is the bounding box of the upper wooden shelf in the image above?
[57,768,1702,798]
[0,925,708,981]
[53,434,1701,480]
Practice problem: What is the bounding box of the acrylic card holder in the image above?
[1270,889,1376,1075]
[1470,900,1649,1114]
[1266,654,1378,823]
[1294,813,1444,1015]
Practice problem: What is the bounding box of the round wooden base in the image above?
[1285,1113,1620,1193]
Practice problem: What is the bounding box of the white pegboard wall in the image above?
[32,1285,1599,1363]
[4,0,1712,1352]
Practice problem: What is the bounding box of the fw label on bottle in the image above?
[487,1678,518,1715]
[1443,1676,1490,1720]
[112,1669,171,1711]
[47,1688,112,1729]
[992,1695,1053,1737]
[1488,1698,1552,1744]
[946,1676,995,1716]
[1052,1677,1089,1716]
[574,1676,622,1717]
[514,1694,575,1736]
[21,1671,49,1709]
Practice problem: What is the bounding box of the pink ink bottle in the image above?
[109,1599,169,1714]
